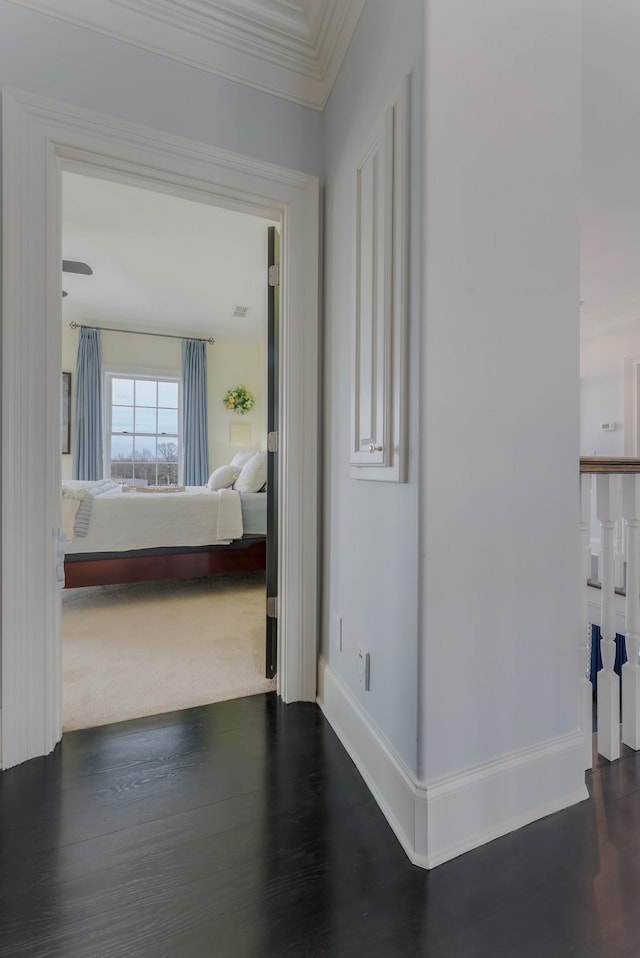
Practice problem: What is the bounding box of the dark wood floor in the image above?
[2,695,640,957]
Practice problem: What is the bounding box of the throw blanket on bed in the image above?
[64,485,245,554]
[217,487,243,542]
[61,480,120,542]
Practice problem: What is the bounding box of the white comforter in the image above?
[62,482,243,554]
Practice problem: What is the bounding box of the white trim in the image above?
[317,657,421,863]
[3,0,366,110]
[103,363,181,377]
[318,658,589,869]
[1,87,319,768]
[421,732,588,869]
[350,77,409,483]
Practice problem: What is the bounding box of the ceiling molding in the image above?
[5,0,365,109]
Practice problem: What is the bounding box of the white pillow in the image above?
[230,451,254,470]
[234,450,268,493]
[207,464,241,491]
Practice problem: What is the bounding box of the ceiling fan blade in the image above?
[62,260,93,275]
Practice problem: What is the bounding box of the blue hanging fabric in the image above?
[73,328,103,480]
[590,624,627,687]
[182,339,209,486]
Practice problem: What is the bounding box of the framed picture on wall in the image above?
[62,371,71,455]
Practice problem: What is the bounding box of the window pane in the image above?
[157,461,178,485]
[135,379,157,406]
[133,439,156,462]
[112,378,134,405]
[112,406,134,433]
[110,461,133,481]
[134,461,157,484]
[157,439,178,462]
[157,408,178,434]
[135,406,157,433]
[158,381,179,408]
[111,435,133,460]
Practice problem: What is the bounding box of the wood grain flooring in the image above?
[2,694,640,957]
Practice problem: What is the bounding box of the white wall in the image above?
[421,0,582,780]
[582,0,640,338]
[580,1,640,458]
[208,338,266,467]
[61,323,265,480]
[322,0,423,771]
[321,0,586,866]
[0,1,322,176]
[580,323,640,457]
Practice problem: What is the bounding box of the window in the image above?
[105,371,181,485]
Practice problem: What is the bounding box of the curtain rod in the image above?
[68,321,214,345]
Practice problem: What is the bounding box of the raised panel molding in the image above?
[4,0,365,109]
[351,77,409,482]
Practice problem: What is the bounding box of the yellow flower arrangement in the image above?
[224,385,255,415]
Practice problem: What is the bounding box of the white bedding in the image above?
[62,482,244,554]
[239,492,267,535]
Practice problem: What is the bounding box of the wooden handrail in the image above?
[580,457,640,474]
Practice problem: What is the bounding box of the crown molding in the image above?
[4,0,365,109]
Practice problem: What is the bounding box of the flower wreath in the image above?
[223,384,255,415]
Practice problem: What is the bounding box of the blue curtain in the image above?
[73,328,103,480]
[590,624,627,688]
[182,339,209,485]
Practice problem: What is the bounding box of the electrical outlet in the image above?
[357,648,370,690]
[332,614,343,652]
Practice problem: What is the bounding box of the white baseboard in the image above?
[421,728,589,868]
[317,658,589,869]
[317,657,423,864]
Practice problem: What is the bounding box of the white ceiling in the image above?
[5,0,365,108]
[62,171,277,341]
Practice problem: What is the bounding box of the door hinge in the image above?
[268,264,280,287]
[267,431,278,453]
[267,596,279,619]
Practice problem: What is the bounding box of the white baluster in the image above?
[580,474,594,769]
[615,515,626,590]
[622,473,640,750]
[597,473,621,761]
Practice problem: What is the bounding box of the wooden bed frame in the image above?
[64,535,266,588]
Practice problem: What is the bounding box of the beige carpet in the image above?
[62,572,275,731]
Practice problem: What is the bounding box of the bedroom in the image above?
[60,170,279,731]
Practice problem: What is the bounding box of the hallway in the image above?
[1,694,639,957]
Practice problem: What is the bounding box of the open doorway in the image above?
[2,89,318,770]
[60,171,279,730]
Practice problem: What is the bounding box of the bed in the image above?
[62,480,267,588]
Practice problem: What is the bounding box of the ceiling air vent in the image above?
[233,305,249,318]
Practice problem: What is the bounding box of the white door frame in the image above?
[1,88,319,769]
